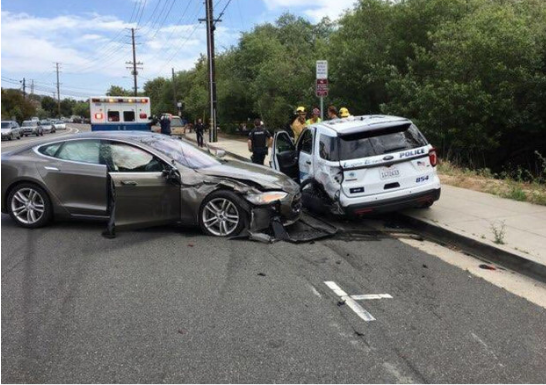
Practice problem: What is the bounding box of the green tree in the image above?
[72,101,90,118]
[106,85,132,96]
[1,88,36,122]
[41,96,57,117]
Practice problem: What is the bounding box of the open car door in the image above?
[271,131,299,180]
[110,169,181,230]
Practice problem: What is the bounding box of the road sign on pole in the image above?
[316,60,328,79]
[316,78,329,97]
[316,60,328,120]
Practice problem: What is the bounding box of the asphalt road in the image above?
[2,125,546,383]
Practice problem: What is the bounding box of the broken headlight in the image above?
[246,191,288,205]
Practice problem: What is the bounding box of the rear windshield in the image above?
[321,124,428,162]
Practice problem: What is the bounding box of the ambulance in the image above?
[90,96,152,131]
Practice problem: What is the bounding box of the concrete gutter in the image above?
[395,213,546,283]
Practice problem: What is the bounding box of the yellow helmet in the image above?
[296,106,306,113]
[339,107,350,118]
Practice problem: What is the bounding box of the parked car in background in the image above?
[31,117,39,122]
[0,131,301,237]
[21,120,44,137]
[1,121,22,141]
[52,120,66,130]
[271,115,441,216]
[40,120,55,134]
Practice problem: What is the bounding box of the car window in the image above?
[300,129,313,154]
[56,140,101,164]
[106,142,165,172]
[108,111,120,122]
[123,111,135,122]
[319,134,337,161]
[1,122,10,128]
[38,143,62,157]
[275,132,294,153]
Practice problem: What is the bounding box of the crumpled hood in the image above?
[197,159,300,194]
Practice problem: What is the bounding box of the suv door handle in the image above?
[305,161,311,165]
[121,180,138,186]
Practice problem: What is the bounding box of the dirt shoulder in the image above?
[438,163,546,206]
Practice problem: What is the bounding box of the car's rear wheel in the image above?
[199,191,246,237]
[8,183,53,228]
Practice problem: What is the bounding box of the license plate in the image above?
[380,166,400,180]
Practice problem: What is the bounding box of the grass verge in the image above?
[438,160,546,206]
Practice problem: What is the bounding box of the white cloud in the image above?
[262,0,355,21]
[0,9,239,92]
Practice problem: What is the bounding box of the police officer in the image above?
[248,118,272,165]
[195,118,205,147]
[160,115,171,136]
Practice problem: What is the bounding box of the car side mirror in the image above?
[162,167,181,184]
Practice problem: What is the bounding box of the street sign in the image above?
[316,60,328,79]
[316,78,328,97]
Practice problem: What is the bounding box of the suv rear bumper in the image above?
[344,188,441,216]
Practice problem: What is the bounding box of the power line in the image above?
[155,1,204,74]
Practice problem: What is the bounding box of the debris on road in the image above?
[479,264,497,271]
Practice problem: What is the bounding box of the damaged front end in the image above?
[302,163,345,216]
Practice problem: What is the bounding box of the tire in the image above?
[7,183,53,228]
[199,190,246,237]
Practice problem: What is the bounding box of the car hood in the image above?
[197,160,300,193]
[1,128,12,132]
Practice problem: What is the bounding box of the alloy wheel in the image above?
[202,198,240,236]
[10,187,46,225]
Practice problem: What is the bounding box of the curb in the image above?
[397,213,546,283]
[182,133,546,283]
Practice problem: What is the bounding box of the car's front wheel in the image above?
[199,191,246,237]
[7,183,53,228]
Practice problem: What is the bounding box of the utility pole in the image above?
[20,78,27,99]
[172,68,177,115]
[204,0,218,142]
[125,28,143,97]
[30,79,34,96]
[55,62,61,117]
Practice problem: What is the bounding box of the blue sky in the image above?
[1,0,355,99]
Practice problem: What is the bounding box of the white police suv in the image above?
[271,115,441,216]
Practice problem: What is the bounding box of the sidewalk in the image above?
[185,133,546,279]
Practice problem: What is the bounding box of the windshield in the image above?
[1,122,11,128]
[138,136,221,169]
[40,121,50,125]
[22,121,35,127]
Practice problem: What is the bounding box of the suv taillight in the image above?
[429,148,438,167]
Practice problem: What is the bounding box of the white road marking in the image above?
[310,285,323,298]
[324,281,376,322]
[351,294,393,300]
